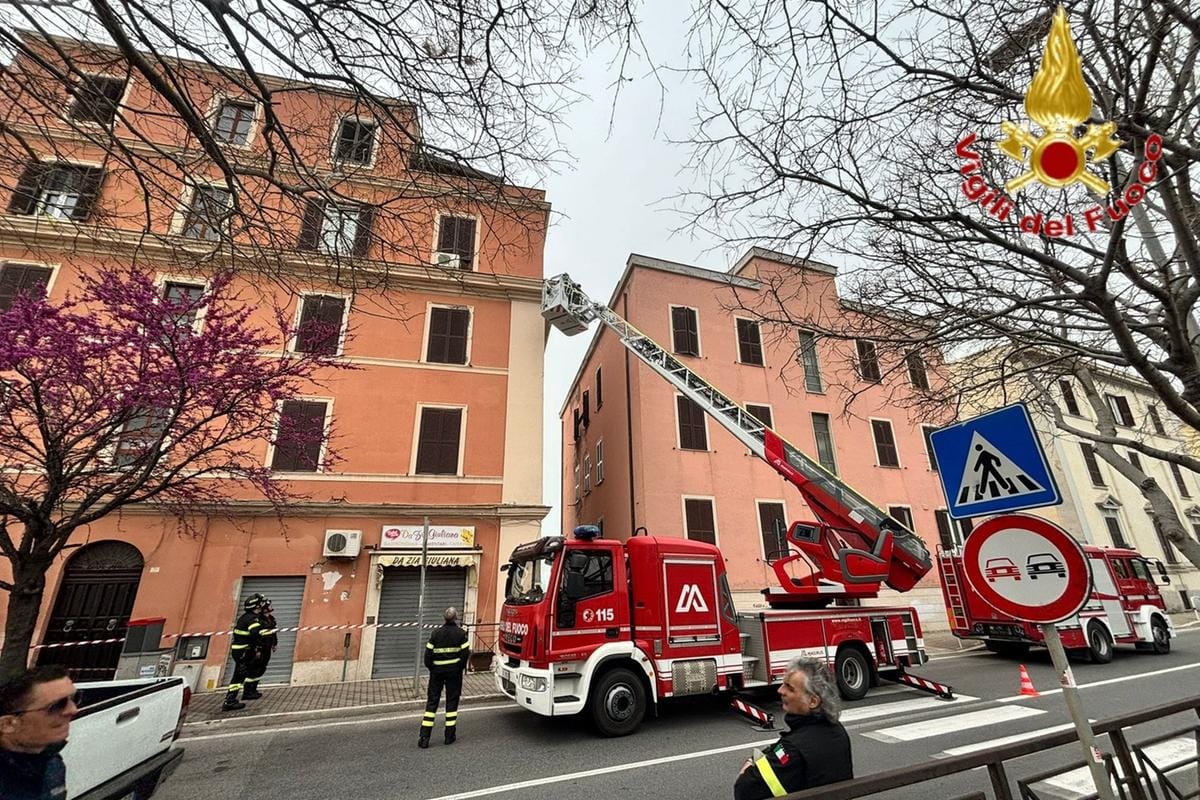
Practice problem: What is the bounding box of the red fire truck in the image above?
[494,275,951,736]
[938,545,1175,661]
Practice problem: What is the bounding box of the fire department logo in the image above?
[954,6,1161,237]
[998,8,1121,194]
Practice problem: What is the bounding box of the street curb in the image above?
[182,692,507,733]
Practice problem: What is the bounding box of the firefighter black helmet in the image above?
[243,593,268,611]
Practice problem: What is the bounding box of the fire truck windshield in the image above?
[506,553,556,604]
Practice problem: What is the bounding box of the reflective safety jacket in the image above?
[733,712,853,799]
[230,610,266,657]
[259,612,278,649]
[424,621,471,675]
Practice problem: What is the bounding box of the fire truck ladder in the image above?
[543,274,932,600]
[938,551,969,634]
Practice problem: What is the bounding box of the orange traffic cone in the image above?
[1018,664,1039,697]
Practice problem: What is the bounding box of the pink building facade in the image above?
[559,250,960,627]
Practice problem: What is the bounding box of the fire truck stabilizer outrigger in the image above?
[494,274,953,736]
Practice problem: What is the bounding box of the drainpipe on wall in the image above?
[177,516,212,637]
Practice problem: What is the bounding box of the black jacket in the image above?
[231,609,266,659]
[424,621,470,675]
[0,742,67,800]
[733,712,853,799]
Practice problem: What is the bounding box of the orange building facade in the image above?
[0,35,548,688]
[560,250,960,626]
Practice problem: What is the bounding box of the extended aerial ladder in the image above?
[543,274,933,607]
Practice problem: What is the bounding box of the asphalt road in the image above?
[160,628,1200,800]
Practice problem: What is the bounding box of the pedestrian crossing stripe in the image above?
[953,432,1046,510]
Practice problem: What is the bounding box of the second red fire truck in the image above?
[938,544,1175,661]
[494,275,951,736]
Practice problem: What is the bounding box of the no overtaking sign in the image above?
[961,514,1091,624]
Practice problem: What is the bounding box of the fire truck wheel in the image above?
[834,647,870,701]
[1086,622,1113,664]
[589,667,646,737]
[1151,618,1171,654]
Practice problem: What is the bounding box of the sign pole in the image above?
[411,516,430,691]
[1040,624,1116,800]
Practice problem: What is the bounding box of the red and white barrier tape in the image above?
[30,620,499,651]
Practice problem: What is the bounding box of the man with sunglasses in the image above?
[0,664,79,800]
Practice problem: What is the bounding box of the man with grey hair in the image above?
[418,606,471,749]
[734,657,853,799]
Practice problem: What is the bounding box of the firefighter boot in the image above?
[222,695,246,712]
[418,733,430,749]
[444,729,456,746]
[243,684,263,700]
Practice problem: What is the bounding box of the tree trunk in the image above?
[0,562,48,682]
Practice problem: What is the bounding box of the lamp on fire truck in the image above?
[573,525,602,541]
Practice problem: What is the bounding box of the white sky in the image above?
[535,8,727,538]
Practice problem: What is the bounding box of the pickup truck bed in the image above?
[64,677,188,800]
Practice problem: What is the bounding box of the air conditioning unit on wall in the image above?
[434,251,461,269]
[323,529,362,558]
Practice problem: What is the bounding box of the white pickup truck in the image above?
[65,676,189,800]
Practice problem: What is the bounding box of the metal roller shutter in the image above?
[372,568,467,679]
[223,576,306,685]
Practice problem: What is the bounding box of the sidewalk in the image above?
[185,670,501,727]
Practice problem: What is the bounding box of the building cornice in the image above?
[113,500,551,520]
[0,218,544,302]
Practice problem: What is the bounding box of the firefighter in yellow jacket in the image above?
[418,607,471,748]
[223,593,269,712]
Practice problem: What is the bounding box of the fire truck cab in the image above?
[939,544,1175,661]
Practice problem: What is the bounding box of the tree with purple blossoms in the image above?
[0,267,340,680]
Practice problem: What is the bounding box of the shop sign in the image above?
[380,524,475,549]
[378,554,475,568]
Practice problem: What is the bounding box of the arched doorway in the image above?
[37,541,144,680]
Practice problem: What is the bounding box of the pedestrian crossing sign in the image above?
[929,403,1061,519]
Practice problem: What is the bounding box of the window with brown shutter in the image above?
[922,425,939,471]
[1060,380,1081,416]
[270,400,328,472]
[758,501,787,559]
[415,407,463,475]
[1080,443,1106,486]
[906,353,929,389]
[1106,394,1135,426]
[0,264,53,312]
[684,498,716,545]
[426,307,469,364]
[70,75,126,126]
[1147,405,1166,435]
[595,367,603,410]
[1170,462,1192,498]
[677,396,708,450]
[671,306,699,356]
[745,404,773,429]
[736,318,764,365]
[856,340,881,382]
[8,162,103,221]
[295,295,347,355]
[871,419,899,467]
[436,215,476,269]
